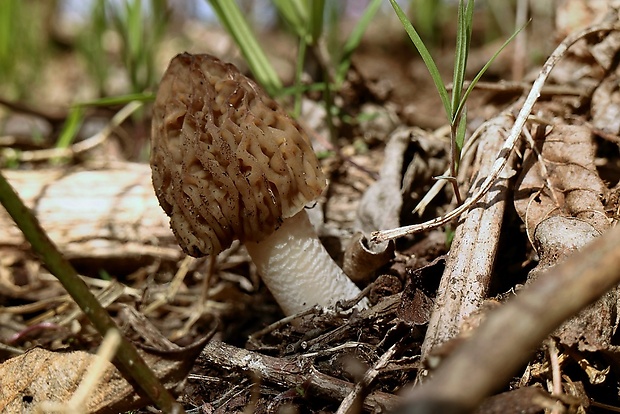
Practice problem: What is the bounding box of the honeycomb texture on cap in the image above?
[150,53,327,257]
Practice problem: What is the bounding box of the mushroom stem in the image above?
[245,210,369,315]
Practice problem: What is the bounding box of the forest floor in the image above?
[2,2,620,414]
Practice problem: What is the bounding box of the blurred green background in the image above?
[0,0,553,164]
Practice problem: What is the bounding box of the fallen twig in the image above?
[336,340,401,414]
[198,340,402,412]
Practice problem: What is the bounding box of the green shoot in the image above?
[273,0,309,41]
[454,106,468,173]
[273,0,326,115]
[273,0,324,45]
[273,0,310,43]
[293,37,308,117]
[309,0,326,45]
[272,0,380,140]
[0,0,17,85]
[78,0,109,95]
[410,0,443,47]
[335,0,382,86]
[450,0,474,124]
[76,92,155,107]
[389,0,451,119]
[55,106,85,151]
[108,0,169,93]
[278,82,330,97]
[390,0,525,204]
[0,0,46,99]
[208,0,282,95]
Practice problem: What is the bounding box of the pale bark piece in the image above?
[343,232,394,283]
[1,164,180,261]
[355,127,409,234]
[420,113,517,358]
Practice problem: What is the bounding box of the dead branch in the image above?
[394,223,620,414]
[420,112,518,358]
[199,340,402,413]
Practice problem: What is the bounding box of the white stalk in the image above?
[245,210,369,315]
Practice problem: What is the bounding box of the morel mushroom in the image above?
[150,53,368,315]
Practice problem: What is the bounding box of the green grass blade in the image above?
[465,0,475,45]
[454,19,528,122]
[309,0,325,44]
[79,0,108,94]
[389,0,451,120]
[451,0,473,120]
[410,0,442,46]
[208,0,282,95]
[56,106,85,150]
[292,36,308,117]
[451,0,464,115]
[336,0,381,85]
[108,0,153,92]
[277,82,329,97]
[76,92,155,107]
[272,0,308,40]
[454,106,467,172]
[127,0,143,67]
[53,106,85,164]
[0,0,15,76]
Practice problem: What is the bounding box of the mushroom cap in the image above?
[150,53,327,257]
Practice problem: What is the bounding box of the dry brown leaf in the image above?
[554,287,618,352]
[515,123,616,352]
[556,0,612,38]
[0,337,208,414]
[397,256,445,327]
[591,73,620,134]
[514,123,609,237]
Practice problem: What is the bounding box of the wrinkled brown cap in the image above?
[150,53,327,257]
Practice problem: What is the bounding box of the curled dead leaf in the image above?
[0,335,209,413]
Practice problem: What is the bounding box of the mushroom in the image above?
[150,53,369,315]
